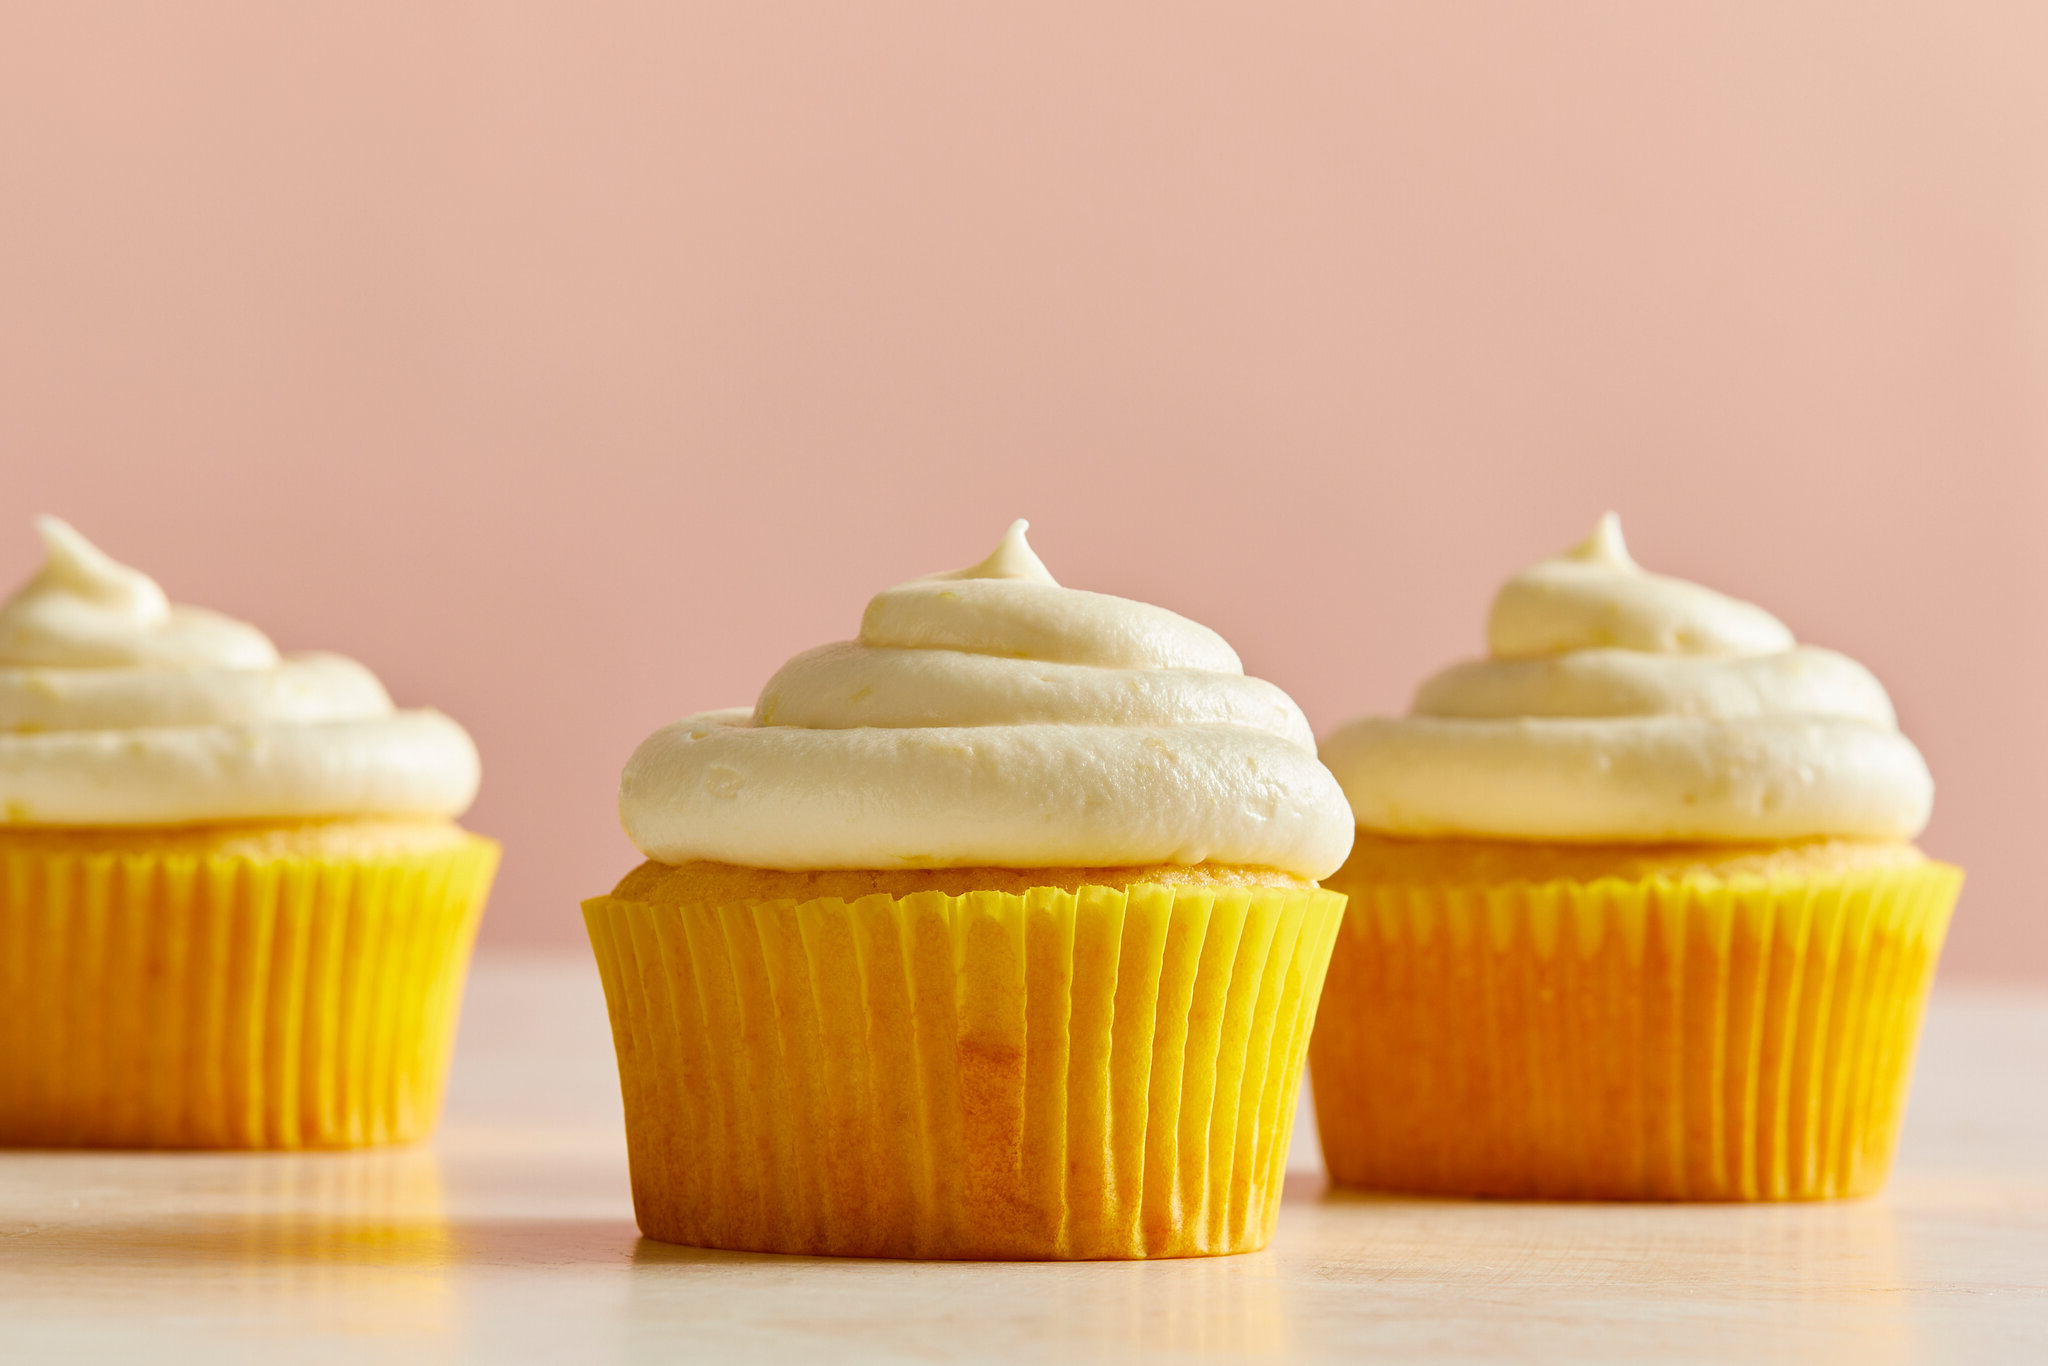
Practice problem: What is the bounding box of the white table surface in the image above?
[3,953,2044,1364]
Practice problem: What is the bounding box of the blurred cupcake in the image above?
[0,518,495,1149]
[1312,514,1960,1200]
[584,521,1353,1258]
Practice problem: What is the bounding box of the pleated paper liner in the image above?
[1308,862,1961,1200]
[0,834,497,1149]
[584,881,1346,1259]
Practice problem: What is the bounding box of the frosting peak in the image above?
[0,518,278,670]
[32,516,170,615]
[1322,514,1933,845]
[1488,513,1795,661]
[859,523,1241,672]
[621,521,1353,878]
[1563,510,1635,569]
[0,519,478,827]
[927,518,1058,585]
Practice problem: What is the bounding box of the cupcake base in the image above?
[584,875,1344,1259]
[0,823,497,1149]
[1309,845,1961,1200]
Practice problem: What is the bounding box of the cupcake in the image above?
[1312,514,1960,1200]
[583,521,1353,1258]
[0,518,495,1149]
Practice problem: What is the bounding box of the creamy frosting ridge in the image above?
[1320,515,1934,843]
[620,521,1354,878]
[0,518,480,826]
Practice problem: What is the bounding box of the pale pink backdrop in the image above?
[2,4,2043,976]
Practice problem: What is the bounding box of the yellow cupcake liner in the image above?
[1308,863,1961,1200]
[583,882,1346,1259]
[0,835,497,1149]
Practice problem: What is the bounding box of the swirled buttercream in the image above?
[1320,514,1933,843]
[619,521,1353,878]
[0,518,480,826]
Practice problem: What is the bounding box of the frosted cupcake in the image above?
[1312,515,1960,1200]
[0,518,495,1149]
[584,521,1353,1258]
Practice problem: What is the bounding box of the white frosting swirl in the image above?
[1321,514,1934,843]
[0,518,480,826]
[620,521,1353,877]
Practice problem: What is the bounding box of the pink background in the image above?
[3,4,2043,976]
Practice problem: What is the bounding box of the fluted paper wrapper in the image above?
[1309,864,1961,1200]
[0,837,497,1149]
[584,882,1345,1259]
